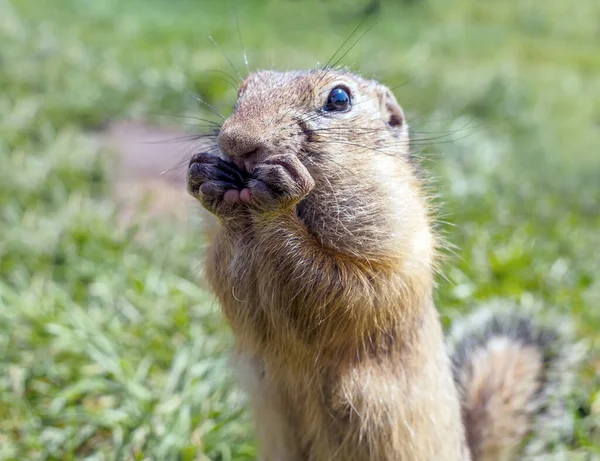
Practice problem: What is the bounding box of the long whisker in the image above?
[236,14,250,76]
[160,144,221,176]
[140,133,219,145]
[327,20,378,71]
[148,112,223,127]
[289,105,477,149]
[209,35,243,82]
[313,23,366,89]
[305,138,403,159]
[188,92,227,121]
[203,69,240,90]
[322,20,366,70]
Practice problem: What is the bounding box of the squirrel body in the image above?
[187,69,573,460]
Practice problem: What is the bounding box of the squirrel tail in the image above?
[447,303,583,461]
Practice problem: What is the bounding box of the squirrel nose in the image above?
[217,120,265,160]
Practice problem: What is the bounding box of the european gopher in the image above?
[187,69,574,460]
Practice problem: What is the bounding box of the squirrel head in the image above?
[213,69,434,279]
[217,69,410,176]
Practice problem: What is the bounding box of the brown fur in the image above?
[459,339,542,461]
[187,69,552,460]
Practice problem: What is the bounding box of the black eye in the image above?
[324,87,351,112]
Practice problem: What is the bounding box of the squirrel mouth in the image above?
[227,151,259,175]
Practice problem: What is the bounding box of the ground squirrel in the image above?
[186,69,574,460]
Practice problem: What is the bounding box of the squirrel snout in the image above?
[217,120,266,172]
[219,119,264,153]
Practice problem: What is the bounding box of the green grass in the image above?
[1,0,599,459]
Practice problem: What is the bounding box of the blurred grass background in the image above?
[1,0,599,459]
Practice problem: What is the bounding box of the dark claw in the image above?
[217,158,248,186]
[200,180,238,196]
[189,151,218,166]
[187,161,207,182]
[212,168,241,184]
[188,153,248,189]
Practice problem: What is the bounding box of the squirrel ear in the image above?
[379,88,405,129]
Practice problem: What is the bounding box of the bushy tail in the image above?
[447,304,582,461]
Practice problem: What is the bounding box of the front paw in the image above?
[187,152,248,216]
[246,154,315,213]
